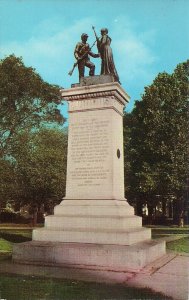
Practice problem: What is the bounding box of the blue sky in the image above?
[0,0,188,119]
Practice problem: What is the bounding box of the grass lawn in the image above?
[0,238,12,253]
[166,236,189,253]
[150,226,189,239]
[149,226,189,234]
[0,274,172,300]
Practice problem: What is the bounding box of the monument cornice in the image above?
[60,82,130,106]
[69,106,124,117]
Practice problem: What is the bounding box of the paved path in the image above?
[0,252,188,300]
[128,252,189,300]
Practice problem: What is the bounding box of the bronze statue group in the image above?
[69,27,120,83]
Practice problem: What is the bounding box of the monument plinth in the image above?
[13,76,165,275]
[64,80,127,200]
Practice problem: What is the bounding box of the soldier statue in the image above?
[74,33,99,81]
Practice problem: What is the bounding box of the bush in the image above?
[0,210,30,224]
[142,215,173,226]
[0,211,17,223]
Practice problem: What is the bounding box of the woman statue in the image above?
[97,28,120,83]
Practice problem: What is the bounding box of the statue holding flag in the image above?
[92,26,120,83]
[69,27,120,84]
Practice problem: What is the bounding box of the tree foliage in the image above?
[0,127,68,213]
[0,55,68,216]
[0,55,64,157]
[124,60,189,221]
[0,158,16,210]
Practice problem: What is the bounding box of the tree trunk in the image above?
[30,204,38,227]
[136,200,143,216]
[162,198,167,216]
[147,203,154,224]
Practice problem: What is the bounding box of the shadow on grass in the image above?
[150,227,189,235]
[0,274,173,300]
[0,232,31,243]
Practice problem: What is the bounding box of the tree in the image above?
[124,60,189,224]
[0,127,68,224]
[0,158,16,212]
[0,55,64,157]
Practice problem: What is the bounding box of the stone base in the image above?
[32,200,151,245]
[13,239,166,272]
[12,199,166,275]
[71,74,115,88]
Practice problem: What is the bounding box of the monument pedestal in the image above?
[13,76,166,274]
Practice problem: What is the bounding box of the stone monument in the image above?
[13,75,166,274]
[13,29,165,276]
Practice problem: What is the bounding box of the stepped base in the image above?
[33,227,151,245]
[32,200,150,245]
[13,239,166,272]
[12,198,166,275]
[54,199,135,216]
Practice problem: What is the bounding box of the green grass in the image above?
[166,236,189,253]
[0,238,13,253]
[0,238,13,261]
[0,275,172,300]
[150,227,189,240]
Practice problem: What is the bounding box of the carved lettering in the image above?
[69,118,110,187]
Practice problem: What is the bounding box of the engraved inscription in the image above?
[69,118,110,187]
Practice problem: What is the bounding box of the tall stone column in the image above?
[13,76,166,273]
[64,81,127,201]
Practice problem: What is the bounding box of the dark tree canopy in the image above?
[124,60,189,222]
